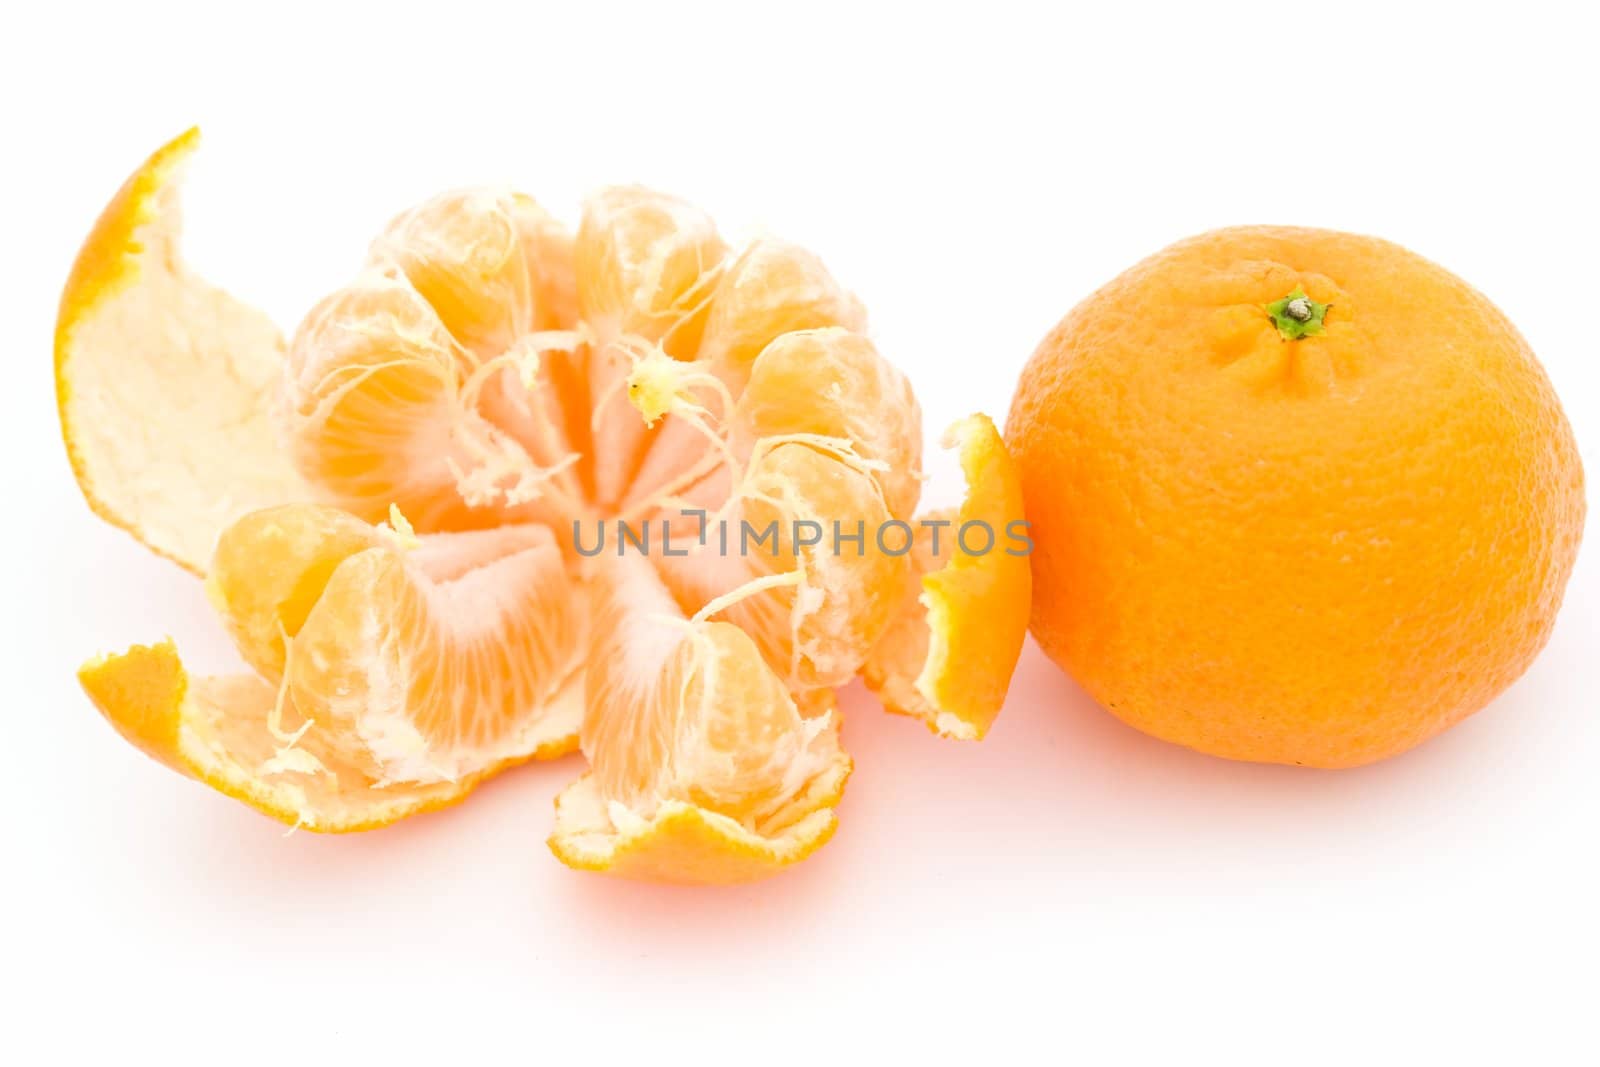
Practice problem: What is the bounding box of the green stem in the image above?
[1266,289,1329,340]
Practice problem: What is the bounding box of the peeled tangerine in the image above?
[58,129,1031,881]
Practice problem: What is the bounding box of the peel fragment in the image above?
[78,640,528,833]
[548,751,849,884]
[862,414,1031,740]
[56,128,310,574]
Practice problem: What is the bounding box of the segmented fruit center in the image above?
[266,185,920,798]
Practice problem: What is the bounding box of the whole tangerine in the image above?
[1007,227,1585,767]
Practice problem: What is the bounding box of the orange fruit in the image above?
[1007,226,1586,768]
[61,130,1033,880]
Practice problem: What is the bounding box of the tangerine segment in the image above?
[698,238,867,389]
[368,189,586,512]
[862,415,1031,740]
[206,504,382,679]
[576,187,729,511]
[550,554,850,883]
[78,640,500,833]
[205,505,587,785]
[576,185,728,350]
[207,502,571,689]
[652,440,907,694]
[55,127,310,574]
[370,189,541,357]
[509,193,579,332]
[283,270,581,533]
[734,327,923,521]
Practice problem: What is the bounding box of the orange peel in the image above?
[55,128,309,574]
[548,734,850,885]
[77,640,545,833]
[863,414,1031,740]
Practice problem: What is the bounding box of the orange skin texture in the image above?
[57,129,199,342]
[1007,226,1585,768]
[80,639,190,773]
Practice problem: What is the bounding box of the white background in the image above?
[4,2,1596,1061]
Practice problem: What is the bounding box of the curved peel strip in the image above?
[549,738,850,885]
[862,414,1031,740]
[77,640,530,833]
[56,128,310,574]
